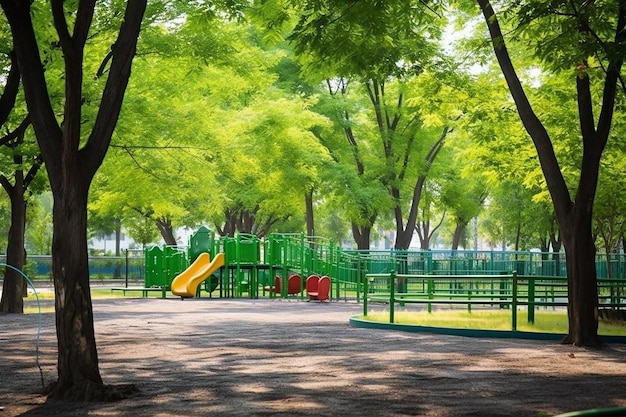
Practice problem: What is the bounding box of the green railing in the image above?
[363,272,626,331]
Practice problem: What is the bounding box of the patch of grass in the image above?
[24,305,55,314]
[362,309,626,336]
[24,288,126,300]
[22,288,130,314]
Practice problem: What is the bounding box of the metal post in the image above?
[528,275,535,324]
[389,270,396,323]
[125,249,129,288]
[512,271,518,331]
[363,274,368,317]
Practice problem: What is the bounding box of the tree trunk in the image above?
[605,248,613,279]
[1,0,147,399]
[305,188,314,237]
[417,220,430,250]
[50,177,106,399]
[451,222,465,251]
[0,52,28,314]
[514,219,521,252]
[114,219,122,278]
[0,174,27,314]
[394,128,447,250]
[352,223,370,250]
[218,209,237,237]
[550,227,562,275]
[561,219,600,346]
[477,0,622,347]
[114,218,122,257]
[156,218,177,246]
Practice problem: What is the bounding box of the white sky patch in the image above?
[441,14,487,75]
[525,66,543,88]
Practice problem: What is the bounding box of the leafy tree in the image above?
[594,151,626,277]
[414,179,446,250]
[210,90,331,237]
[90,16,231,245]
[311,81,389,249]
[26,195,53,255]
[124,214,160,249]
[475,0,626,346]
[0,0,147,399]
[439,169,488,250]
[286,1,480,251]
[0,40,47,313]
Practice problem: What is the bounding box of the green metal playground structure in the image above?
[144,226,355,299]
[141,227,626,314]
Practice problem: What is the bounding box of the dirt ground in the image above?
[1,296,626,417]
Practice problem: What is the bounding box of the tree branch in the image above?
[476,0,572,221]
[82,0,147,175]
[0,115,31,148]
[0,0,63,177]
[23,154,43,190]
[0,51,20,126]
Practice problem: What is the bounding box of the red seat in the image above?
[307,275,330,301]
[264,276,282,295]
[306,275,319,297]
[287,274,302,295]
[316,276,331,301]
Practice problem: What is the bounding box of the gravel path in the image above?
[1,297,626,416]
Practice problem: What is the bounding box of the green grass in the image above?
[22,289,134,314]
[361,309,626,336]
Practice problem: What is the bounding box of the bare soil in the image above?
[1,297,626,417]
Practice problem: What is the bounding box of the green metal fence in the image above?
[362,271,626,330]
[9,239,626,303]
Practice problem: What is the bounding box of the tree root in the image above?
[560,334,605,348]
[45,380,140,402]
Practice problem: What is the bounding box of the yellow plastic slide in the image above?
[171,252,224,298]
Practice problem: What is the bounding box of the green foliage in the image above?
[512,1,625,72]
[290,0,445,80]
[25,195,52,255]
[0,198,9,253]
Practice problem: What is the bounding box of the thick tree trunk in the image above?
[477,0,623,347]
[2,0,147,399]
[156,218,177,246]
[0,179,27,314]
[561,214,601,347]
[50,180,104,399]
[352,223,370,250]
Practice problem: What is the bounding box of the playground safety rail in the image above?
[362,272,626,331]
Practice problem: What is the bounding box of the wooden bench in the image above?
[110,287,167,298]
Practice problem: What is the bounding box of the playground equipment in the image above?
[264,274,303,297]
[139,225,626,309]
[171,253,225,298]
[142,228,341,299]
[306,275,331,301]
